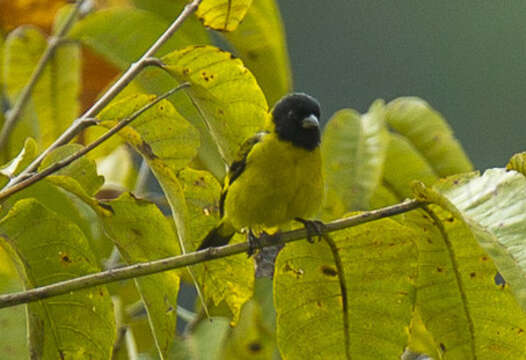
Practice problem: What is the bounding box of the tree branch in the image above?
[3,0,202,193]
[0,84,189,202]
[0,199,425,309]
[0,0,87,150]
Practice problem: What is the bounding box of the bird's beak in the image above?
[302,114,319,129]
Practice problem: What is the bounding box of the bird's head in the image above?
[271,93,321,151]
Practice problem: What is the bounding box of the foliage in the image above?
[0,1,525,359]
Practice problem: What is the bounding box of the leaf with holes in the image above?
[163,45,268,164]
[274,218,418,359]
[322,100,388,217]
[223,0,291,104]
[177,168,253,323]
[101,193,181,359]
[196,0,253,32]
[0,199,115,359]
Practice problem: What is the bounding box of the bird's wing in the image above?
[219,131,268,217]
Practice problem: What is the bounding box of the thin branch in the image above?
[0,0,87,149]
[0,84,189,202]
[5,0,202,190]
[0,199,425,309]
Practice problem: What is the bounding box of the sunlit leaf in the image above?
[223,0,291,104]
[102,193,181,358]
[196,0,253,32]
[322,100,388,217]
[4,26,80,149]
[163,45,268,164]
[275,218,418,359]
[0,199,115,359]
[0,137,38,187]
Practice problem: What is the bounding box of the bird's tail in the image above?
[196,220,236,250]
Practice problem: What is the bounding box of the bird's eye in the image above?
[288,110,294,118]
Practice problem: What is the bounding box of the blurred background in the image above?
[278,1,526,170]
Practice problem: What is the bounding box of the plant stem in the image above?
[0,199,425,309]
[0,0,87,150]
[4,0,202,193]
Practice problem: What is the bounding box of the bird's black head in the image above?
[271,93,321,151]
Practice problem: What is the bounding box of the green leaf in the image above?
[70,7,209,69]
[196,0,253,32]
[102,193,181,359]
[321,100,388,217]
[223,0,291,104]
[4,25,80,148]
[386,97,473,176]
[163,45,268,164]
[0,199,115,359]
[177,168,253,323]
[39,143,104,196]
[0,137,38,187]
[274,218,418,359]
[507,152,526,176]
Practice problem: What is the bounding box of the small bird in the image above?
[197,93,324,251]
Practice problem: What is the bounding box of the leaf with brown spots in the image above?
[196,0,253,32]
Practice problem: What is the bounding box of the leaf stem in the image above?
[0,0,87,150]
[0,199,425,309]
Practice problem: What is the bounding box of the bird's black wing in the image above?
[219,131,268,217]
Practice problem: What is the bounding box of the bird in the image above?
[196,93,324,252]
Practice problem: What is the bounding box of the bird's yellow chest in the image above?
[224,134,323,230]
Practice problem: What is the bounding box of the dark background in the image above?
[278,1,526,170]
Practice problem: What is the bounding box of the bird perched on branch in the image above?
[197,93,324,252]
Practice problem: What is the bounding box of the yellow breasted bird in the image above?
[197,93,324,251]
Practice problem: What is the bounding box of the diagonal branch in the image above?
[0,199,425,309]
[0,0,87,150]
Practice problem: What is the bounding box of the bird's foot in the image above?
[295,218,327,243]
[247,230,275,257]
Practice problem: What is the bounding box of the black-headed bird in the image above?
[197,93,324,251]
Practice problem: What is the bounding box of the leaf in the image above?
[177,168,253,323]
[196,0,253,32]
[386,97,473,177]
[4,25,80,149]
[321,100,389,217]
[0,137,38,187]
[96,145,136,190]
[0,199,115,359]
[507,152,526,176]
[70,7,209,69]
[0,0,68,32]
[223,0,291,104]
[102,193,181,359]
[39,143,105,196]
[274,218,418,359]
[163,45,268,164]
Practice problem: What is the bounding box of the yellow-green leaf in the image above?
[196,0,253,32]
[274,218,418,359]
[102,193,181,359]
[163,45,268,164]
[177,168,253,323]
[0,137,38,187]
[322,100,388,217]
[4,25,80,148]
[386,97,473,176]
[0,199,115,359]
[223,0,291,104]
[507,151,526,176]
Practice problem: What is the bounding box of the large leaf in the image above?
[0,199,115,359]
[102,193,181,359]
[177,168,253,323]
[196,0,253,32]
[386,97,472,176]
[3,25,80,149]
[274,218,418,359]
[223,0,291,104]
[163,45,268,164]
[321,100,388,217]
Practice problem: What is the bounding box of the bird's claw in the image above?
[247,230,275,257]
[295,218,326,243]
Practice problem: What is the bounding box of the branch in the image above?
[0,84,189,202]
[0,0,87,149]
[4,0,202,192]
[0,199,425,309]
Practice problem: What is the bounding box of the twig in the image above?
[0,84,189,202]
[0,0,87,149]
[5,0,203,191]
[0,199,425,309]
